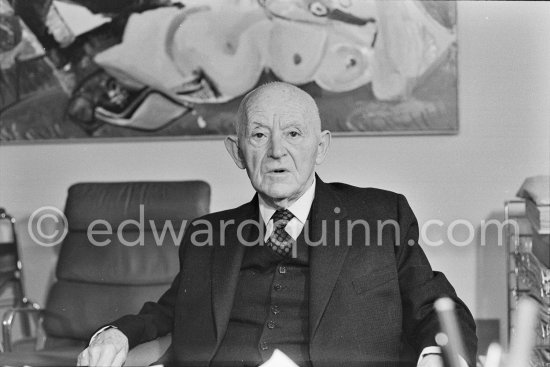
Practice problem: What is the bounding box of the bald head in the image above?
[235,82,321,139]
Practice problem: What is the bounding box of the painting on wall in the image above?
[0,0,458,143]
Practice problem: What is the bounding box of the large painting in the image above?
[0,0,458,143]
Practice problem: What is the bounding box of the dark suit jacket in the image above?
[113,176,477,367]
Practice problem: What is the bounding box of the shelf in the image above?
[506,200,550,366]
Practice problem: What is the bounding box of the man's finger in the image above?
[111,348,127,367]
[87,346,101,367]
[94,344,118,367]
[77,349,89,366]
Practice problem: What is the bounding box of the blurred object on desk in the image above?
[517,175,550,206]
[517,175,550,234]
[507,297,539,367]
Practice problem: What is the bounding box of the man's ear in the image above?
[224,136,246,169]
[315,130,331,165]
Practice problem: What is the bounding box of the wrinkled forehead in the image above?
[239,84,320,129]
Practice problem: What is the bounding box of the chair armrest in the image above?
[2,303,42,352]
[125,334,171,367]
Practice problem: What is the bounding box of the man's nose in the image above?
[268,134,286,158]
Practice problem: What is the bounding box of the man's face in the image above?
[227,85,330,207]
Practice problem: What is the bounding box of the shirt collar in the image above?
[258,177,316,225]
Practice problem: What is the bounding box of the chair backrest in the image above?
[42,181,210,342]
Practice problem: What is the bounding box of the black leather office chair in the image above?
[0,181,210,366]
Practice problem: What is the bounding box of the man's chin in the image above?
[259,185,295,203]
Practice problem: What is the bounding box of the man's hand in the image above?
[417,354,444,367]
[77,328,129,367]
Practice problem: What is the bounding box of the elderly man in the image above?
[78,82,476,367]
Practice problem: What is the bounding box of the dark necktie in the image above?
[267,209,294,256]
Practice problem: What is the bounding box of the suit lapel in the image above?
[309,176,349,341]
[211,195,260,349]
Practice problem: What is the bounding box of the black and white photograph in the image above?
[0,1,549,367]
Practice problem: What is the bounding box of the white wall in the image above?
[1,1,549,344]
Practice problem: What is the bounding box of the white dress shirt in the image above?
[259,178,316,243]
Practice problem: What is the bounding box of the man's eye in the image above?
[288,131,301,138]
[253,132,265,139]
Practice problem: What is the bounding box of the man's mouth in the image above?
[267,169,288,174]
